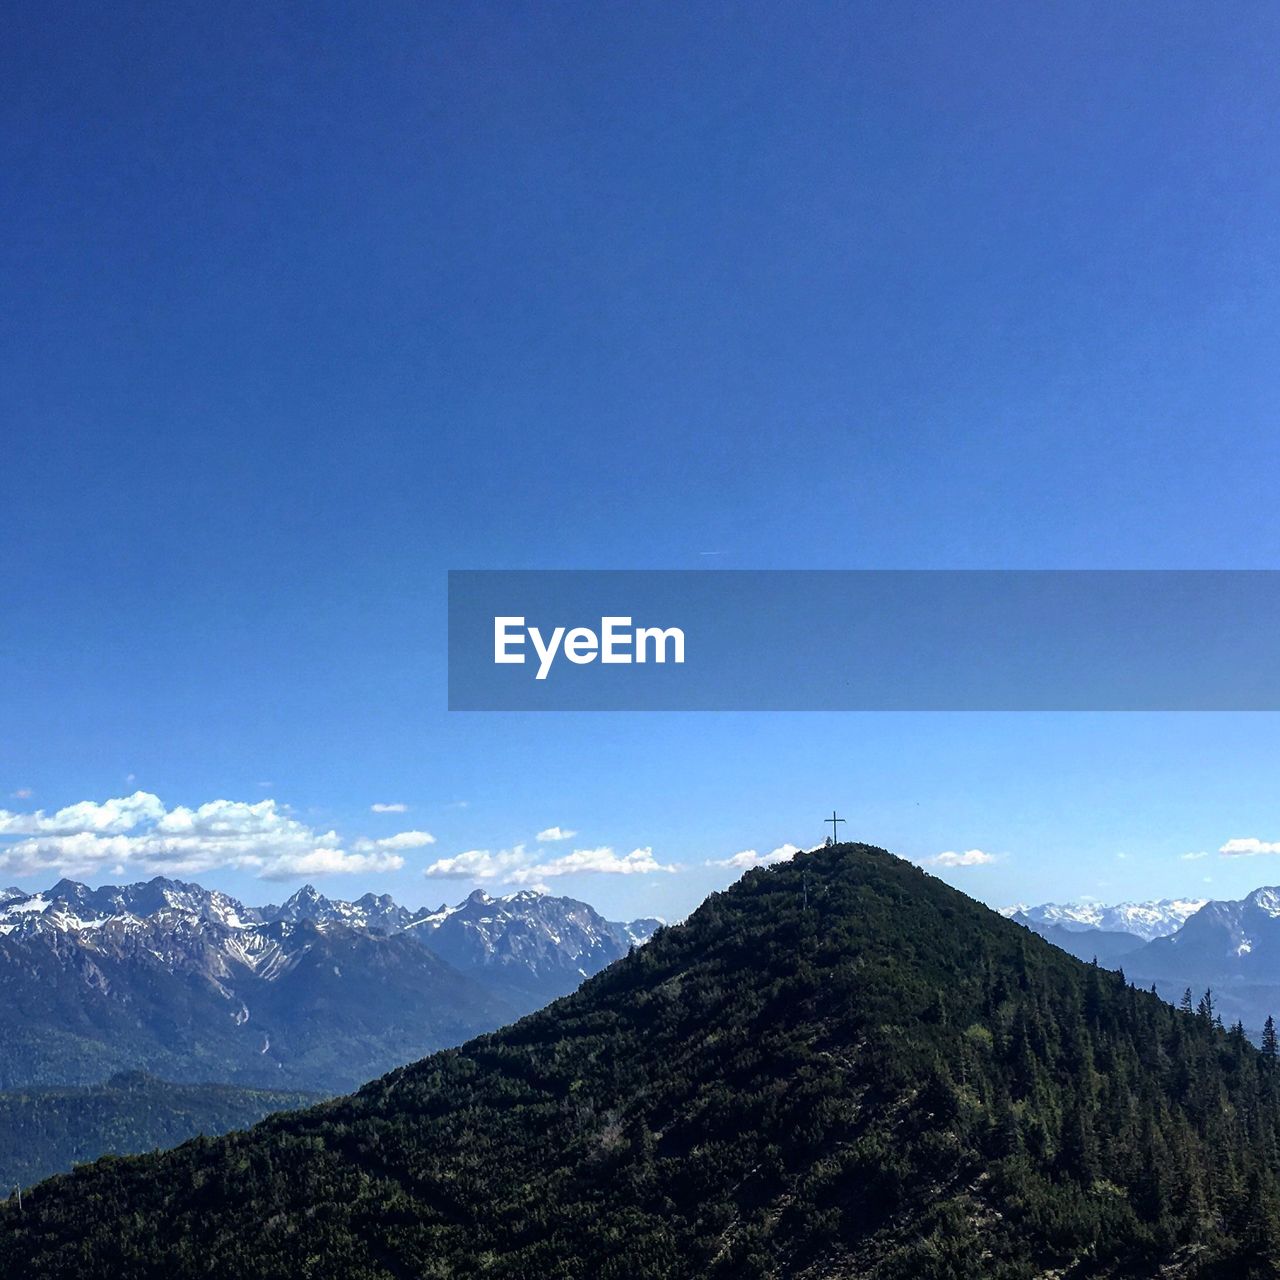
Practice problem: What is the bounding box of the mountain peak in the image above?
[48,877,89,896]
[271,884,339,924]
[1245,886,1280,917]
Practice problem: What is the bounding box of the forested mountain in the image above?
[0,878,659,1091]
[7,842,1280,1278]
[0,1073,315,1191]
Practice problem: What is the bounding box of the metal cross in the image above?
[826,810,845,845]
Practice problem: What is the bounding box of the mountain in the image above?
[0,1072,316,1191]
[263,884,417,934]
[7,842,1280,1278]
[0,877,659,1091]
[1002,896,1207,941]
[1005,911,1146,965]
[1133,887,1280,979]
[407,887,664,1008]
[0,908,514,1093]
[1007,889,1280,1042]
[1121,886,1280,1036]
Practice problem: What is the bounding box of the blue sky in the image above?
[4,2,1280,920]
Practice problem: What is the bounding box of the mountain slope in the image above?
[6,842,1280,1278]
[1133,887,1280,981]
[1006,911,1147,965]
[0,1072,316,1191]
[0,878,657,1091]
[1125,887,1280,1037]
[0,905,517,1092]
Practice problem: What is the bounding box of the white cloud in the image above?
[155,797,299,838]
[423,843,675,883]
[9,788,32,800]
[1220,838,1280,857]
[930,849,997,868]
[536,826,577,842]
[258,848,404,881]
[508,846,676,883]
[0,833,139,878]
[1181,851,1209,861]
[0,791,166,837]
[354,830,435,851]
[423,848,528,881]
[0,792,414,881]
[371,802,407,814]
[711,844,801,871]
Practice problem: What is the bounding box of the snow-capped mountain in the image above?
[407,888,662,1003]
[0,875,260,934]
[1110,887,1280,1037]
[262,884,416,934]
[1130,887,1280,978]
[1004,887,1280,1037]
[1001,897,1207,942]
[0,876,663,1093]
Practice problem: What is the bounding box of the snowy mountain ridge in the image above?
[1000,896,1208,942]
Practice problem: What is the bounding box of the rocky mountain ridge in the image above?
[0,876,662,1092]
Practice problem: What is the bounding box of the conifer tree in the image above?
[1263,1015,1278,1067]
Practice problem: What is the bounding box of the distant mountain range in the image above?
[0,877,662,1093]
[1001,896,1207,941]
[1006,888,1280,1035]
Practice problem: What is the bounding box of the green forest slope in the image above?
[0,1073,316,1190]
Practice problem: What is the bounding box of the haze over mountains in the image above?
[0,876,661,1093]
[8,841,1280,1279]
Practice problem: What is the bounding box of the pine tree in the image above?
[1181,987,1194,1015]
[1263,1016,1278,1068]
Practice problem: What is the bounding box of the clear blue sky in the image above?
[4,2,1280,919]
